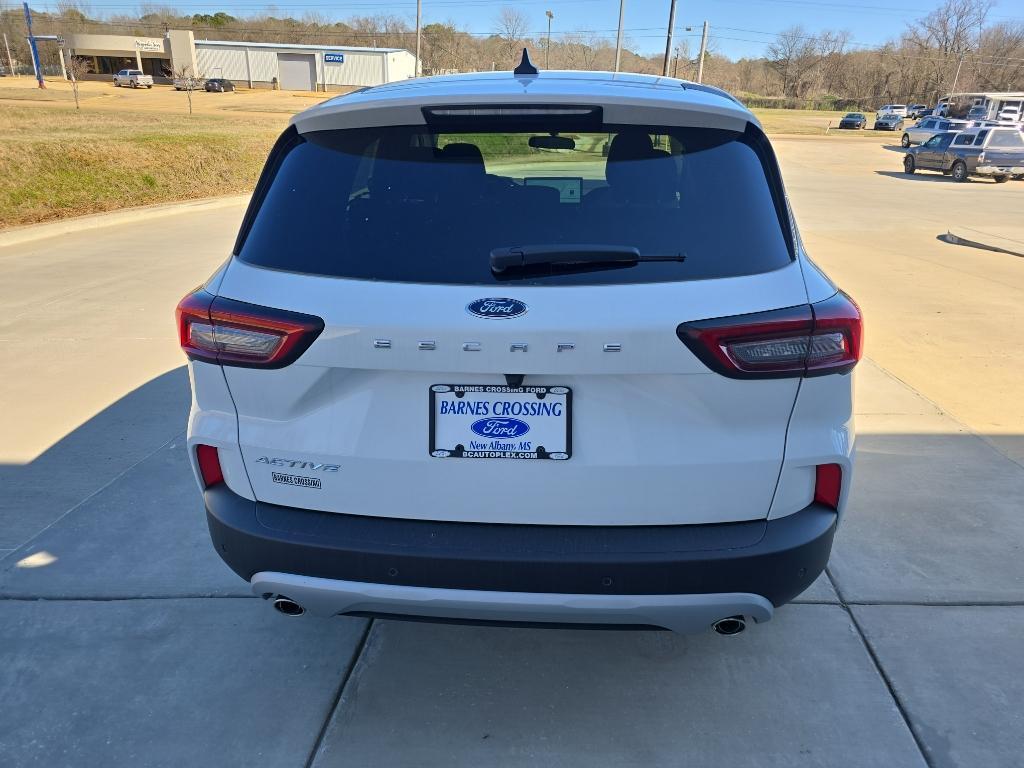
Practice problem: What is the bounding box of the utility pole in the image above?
[662,0,677,77]
[545,10,553,69]
[696,20,709,83]
[23,2,45,88]
[414,0,422,77]
[613,0,625,73]
[3,33,15,78]
[948,48,969,99]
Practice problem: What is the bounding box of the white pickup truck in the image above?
[113,69,153,89]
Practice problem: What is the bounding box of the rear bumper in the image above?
[205,484,837,618]
[252,572,774,633]
[977,164,1024,175]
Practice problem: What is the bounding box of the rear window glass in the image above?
[988,130,1024,148]
[237,123,793,286]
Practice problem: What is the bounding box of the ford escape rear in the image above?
[178,64,861,635]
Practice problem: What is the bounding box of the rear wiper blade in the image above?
[490,244,685,273]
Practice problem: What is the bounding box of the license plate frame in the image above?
[429,384,572,460]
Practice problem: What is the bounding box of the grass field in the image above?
[0,78,892,229]
[0,105,281,228]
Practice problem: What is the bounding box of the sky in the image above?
[34,0,1024,59]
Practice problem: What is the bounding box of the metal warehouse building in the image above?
[194,40,416,91]
[65,29,417,91]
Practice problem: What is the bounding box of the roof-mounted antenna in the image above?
[513,48,539,76]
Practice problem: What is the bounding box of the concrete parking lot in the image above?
[1,135,1022,767]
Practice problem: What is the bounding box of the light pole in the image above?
[545,10,553,69]
[613,0,625,73]
[415,0,422,77]
[696,20,709,83]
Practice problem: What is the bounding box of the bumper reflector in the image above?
[196,444,224,488]
[814,464,842,509]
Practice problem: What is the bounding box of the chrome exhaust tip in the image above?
[712,616,747,636]
[272,596,305,617]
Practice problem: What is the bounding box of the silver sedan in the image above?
[901,117,969,147]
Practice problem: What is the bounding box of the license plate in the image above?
[429,384,572,460]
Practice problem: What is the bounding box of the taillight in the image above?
[176,288,324,369]
[195,444,224,488]
[814,463,842,509]
[676,291,862,379]
[807,291,863,377]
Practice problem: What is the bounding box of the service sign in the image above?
[324,52,345,63]
[430,385,571,460]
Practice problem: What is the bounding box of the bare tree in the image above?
[172,64,202,115]
[816,30,850,95]
[65,53,90,110]
[494,7,528,66]
[767,26,819,97]
[906,0,993,98]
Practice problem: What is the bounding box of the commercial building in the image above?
[65,29,417,90]
[938,92,1024,122]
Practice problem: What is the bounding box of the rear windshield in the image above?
[237,122,793,286]
[988,130,1024,148]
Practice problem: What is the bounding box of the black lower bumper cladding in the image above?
[205,485,837,607]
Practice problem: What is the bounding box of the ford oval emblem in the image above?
[470,417,531,439]
[466,298,528,319]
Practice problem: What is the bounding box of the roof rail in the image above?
[679,80,745,108]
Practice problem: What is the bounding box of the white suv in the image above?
[178,61,861,636]
[876,104,908,119]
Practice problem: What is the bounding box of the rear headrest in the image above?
[605,132,677,204]
[439,142,486,199]
[607,131,656,163]
[441,143,485,166]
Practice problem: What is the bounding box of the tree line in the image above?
[1,0,1021,109]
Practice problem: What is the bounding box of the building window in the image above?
[93,56,135,75]
[141,58,171,78]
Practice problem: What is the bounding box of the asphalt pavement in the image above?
[1,136,1022,767]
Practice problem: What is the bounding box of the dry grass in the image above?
[752,108,888,137]
[0,105,282,228]
[0,79,893,229]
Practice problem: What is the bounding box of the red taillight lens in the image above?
[196,444,224,488]
[176,288,324,369]
[807,291,863,377]
[676,291,863,379]
[814,463,842,509]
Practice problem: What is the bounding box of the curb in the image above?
[0,194,251,249]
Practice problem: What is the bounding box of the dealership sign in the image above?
[134,39,164,52]
[324,52,345,63]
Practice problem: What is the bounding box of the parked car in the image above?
[204,78,235,92]
[173,76,205,91]
[903,127,1024,182]
[874,113,904,131]
[908,104,931,119]
[113,69,153,89]
[996,100,1023,123]
[966,105,989,121]
[838,112,866,129]
[876,104,908,119]
[901,117,968,147]
[178,62,862,637]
